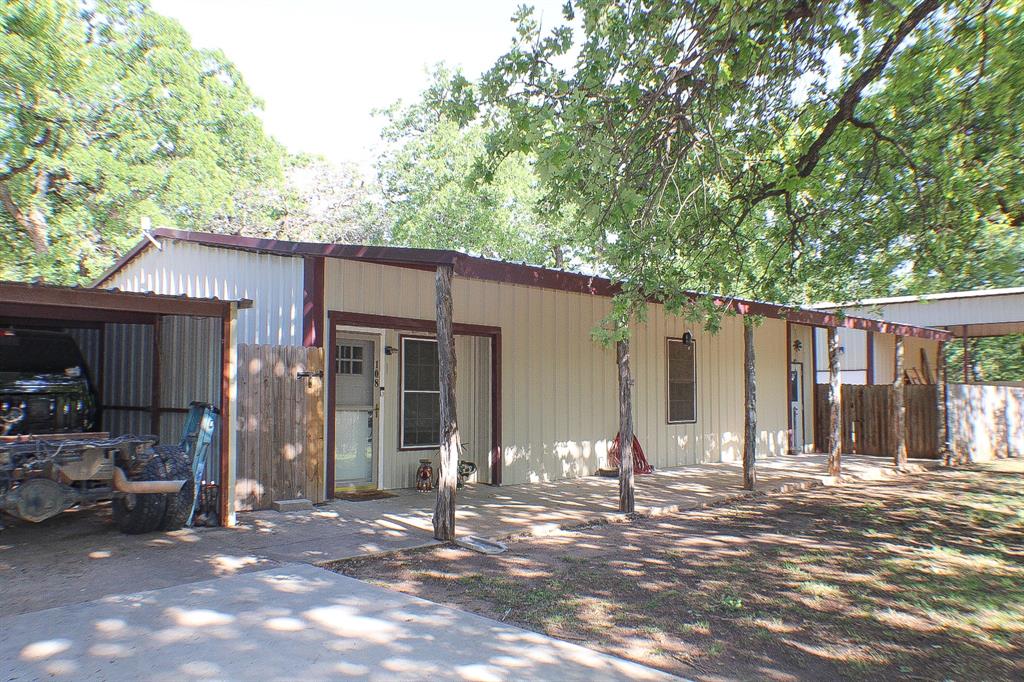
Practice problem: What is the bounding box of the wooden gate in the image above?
[235,344,325,511]
[813,384,938,458]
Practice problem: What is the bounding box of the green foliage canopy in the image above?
[376,68,575,267]
[0,0,281,283]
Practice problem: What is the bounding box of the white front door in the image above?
[334,333,379,488]
[790,362,804,451]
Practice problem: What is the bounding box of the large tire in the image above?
[153,445,195,531]
[112,456,168,535]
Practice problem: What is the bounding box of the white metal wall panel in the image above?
[105,239,303,345]
[814,327,870,385]
[324,259,790,488]
[848,294,1024,328]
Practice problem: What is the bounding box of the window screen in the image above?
[401,337,440,448]
[667,338,697,423]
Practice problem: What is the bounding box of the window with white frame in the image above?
[401,337,440,448]
[335,343,364,375]
[667,337,697,423]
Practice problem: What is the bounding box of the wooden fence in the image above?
[813,384,938,458]
[813,382,1024,461]
[235,344,325,511]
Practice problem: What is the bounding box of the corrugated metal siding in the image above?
[65,327,101,385]
[102,323,154,436]
[849,294,1024,328]
[815,327,869,385]
[105,239,303,345]
[325,259,790,488]
[158,315,222,479]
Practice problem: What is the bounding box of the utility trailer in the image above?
[0,432,193,534]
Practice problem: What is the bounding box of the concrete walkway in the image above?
[0,563,677,681]
[1,454,939,616]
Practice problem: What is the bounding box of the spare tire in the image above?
[152,445,195,531]
[112,456,168,534]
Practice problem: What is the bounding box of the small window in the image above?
[336,343,364,375]
[667,337,697,423]
[401,337,440,448]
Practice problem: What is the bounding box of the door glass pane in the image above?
[334,335,375,485]
[335,410,372,483]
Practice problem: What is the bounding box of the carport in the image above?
[0,281,248,526]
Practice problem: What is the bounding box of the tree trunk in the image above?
[433,264,460,541]
[827,327,842,477]
[742,319,757,490]
[893,335,907,469]
[0,176,50,255]
[616,338,635,513]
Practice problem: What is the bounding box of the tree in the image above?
[376,68,575,267]
[209,154,385,245]
[0,0,281,283]
[458,0,1020,309]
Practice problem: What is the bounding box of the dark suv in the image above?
[0,329,98,435]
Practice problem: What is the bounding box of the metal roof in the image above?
[95,228,952,340]
[0,280,252,324]
[812,286,1024,308]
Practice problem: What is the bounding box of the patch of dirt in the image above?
[333,463,1024,681]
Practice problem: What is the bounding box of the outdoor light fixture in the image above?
[384,345,398,356]
[682,332,694,347]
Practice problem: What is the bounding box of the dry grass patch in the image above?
[333,462,1024,681]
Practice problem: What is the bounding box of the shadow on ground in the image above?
[336,461,1024,681]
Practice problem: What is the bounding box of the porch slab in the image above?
[243,453,942,558]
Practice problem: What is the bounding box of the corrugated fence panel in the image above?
[104,239,304,345]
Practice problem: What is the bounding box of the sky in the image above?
[151,0,567,171]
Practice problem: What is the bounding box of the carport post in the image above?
[433,265,460,541]
[220,302,239,527]
[827,328,842,477]
[742,318,757,490]
[893,335,907,469]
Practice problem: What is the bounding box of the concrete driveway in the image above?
[0,563,677,681]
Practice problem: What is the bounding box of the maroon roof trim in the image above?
[1,280,249,318]
[95,228,952,341]
[302,256,325,348]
